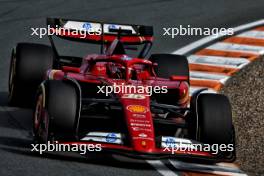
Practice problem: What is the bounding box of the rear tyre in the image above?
[8,43,54,107]
[33,80,78,143]
[149,54,189,79]
[149,54,189,105]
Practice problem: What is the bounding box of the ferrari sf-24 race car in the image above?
[8,18,235,162]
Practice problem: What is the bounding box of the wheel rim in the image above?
[34,94,50,143]
[8,52,16,101]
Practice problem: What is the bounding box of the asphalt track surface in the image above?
[0,0,264,175]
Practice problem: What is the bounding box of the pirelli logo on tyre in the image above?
[126,105,148,113]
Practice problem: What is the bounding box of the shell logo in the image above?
[127,105,148,113]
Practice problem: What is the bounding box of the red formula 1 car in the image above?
[8,18,235,162]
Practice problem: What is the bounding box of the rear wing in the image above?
[47,18,153,44]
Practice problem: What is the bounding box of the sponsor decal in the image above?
[127,105,148,113]
[132,114,146,118]
[108,24,117,30]
[165,137,176,148]
[82,22,92,31]
[132,127,152,132]
[105,24,136,34]
[138,133,148,138]
[130,119,150,123]
[133,137,154,141]
[105,133,117,143]
[81,132,122,144]
[121,55,133,61]
[162,136,193,148]
[122,94,145,99]
[131,123,151,127]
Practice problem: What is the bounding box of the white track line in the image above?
[173,19,264,55]
[207,42,264,55]
[146,160,180,176]
[237,30,264,40]
[188,55,249,69]
[190,71,230,84]
[169,160,247,176]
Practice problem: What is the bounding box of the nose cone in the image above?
[121,95,156,153]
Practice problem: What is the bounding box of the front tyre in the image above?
[196,93,234,145]
[189,93,236,161]
[33,80,78,143]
